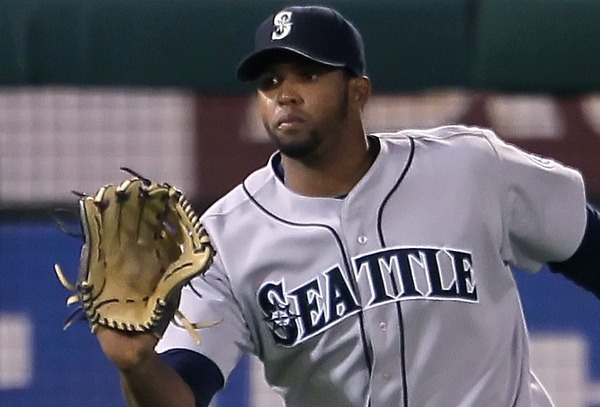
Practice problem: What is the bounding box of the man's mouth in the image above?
[276,113,306,129]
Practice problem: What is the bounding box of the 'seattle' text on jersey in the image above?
[258,247,477,346]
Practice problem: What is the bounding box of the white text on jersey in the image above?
[257,247,478,346]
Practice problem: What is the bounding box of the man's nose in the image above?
[276,80,301,105]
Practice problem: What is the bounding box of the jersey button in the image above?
[358,235,368,244]
[379,322,387,331]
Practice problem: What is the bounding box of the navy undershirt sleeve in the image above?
[548,204,600,299]
[160,348,224,407]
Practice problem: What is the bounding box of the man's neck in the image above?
[280,136,379,197]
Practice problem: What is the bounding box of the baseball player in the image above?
[95,5,600,407]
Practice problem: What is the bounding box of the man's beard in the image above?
[264,87,349,160]
[268,129,321,159]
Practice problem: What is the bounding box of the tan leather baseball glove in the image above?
[54,168,216,344]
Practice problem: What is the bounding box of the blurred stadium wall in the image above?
[1,1,600,406]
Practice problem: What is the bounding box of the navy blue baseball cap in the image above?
[236,6,366,81]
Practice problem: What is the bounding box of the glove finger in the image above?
[78,196,101,283]
[151,189,184,262]
[96,184,120,249]
[79,184,115,265]
[115,178,159,246]
[138,182,172,245]
[113,179,142,247]
[163,190,185,241]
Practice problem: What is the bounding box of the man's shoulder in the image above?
[375,124,494,142]
[201,162,274,222]
[375,124,501,155]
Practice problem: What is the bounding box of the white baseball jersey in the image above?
[157,125,587,406]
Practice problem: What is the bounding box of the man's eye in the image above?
[299,70,319,81]
[257,76,279,91]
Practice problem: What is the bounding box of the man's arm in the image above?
[96,328,195,407]
[548,203,600,298]
[159,349,224,407]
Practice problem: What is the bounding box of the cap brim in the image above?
[236,47,346,81]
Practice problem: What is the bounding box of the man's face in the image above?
[256,55,350,161]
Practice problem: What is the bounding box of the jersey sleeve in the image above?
[484,129,588,272]
[155,253,254,381]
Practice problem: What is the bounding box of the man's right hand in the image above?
[96,327,159,372]
[95,327,195,407]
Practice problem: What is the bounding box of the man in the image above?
[96,5,600,407]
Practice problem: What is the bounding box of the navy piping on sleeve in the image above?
[160,348,224,407]
[548,204,600,299]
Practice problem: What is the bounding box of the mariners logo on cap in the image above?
[272,11,292,40]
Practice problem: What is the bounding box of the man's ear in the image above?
[349,76,371,110]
